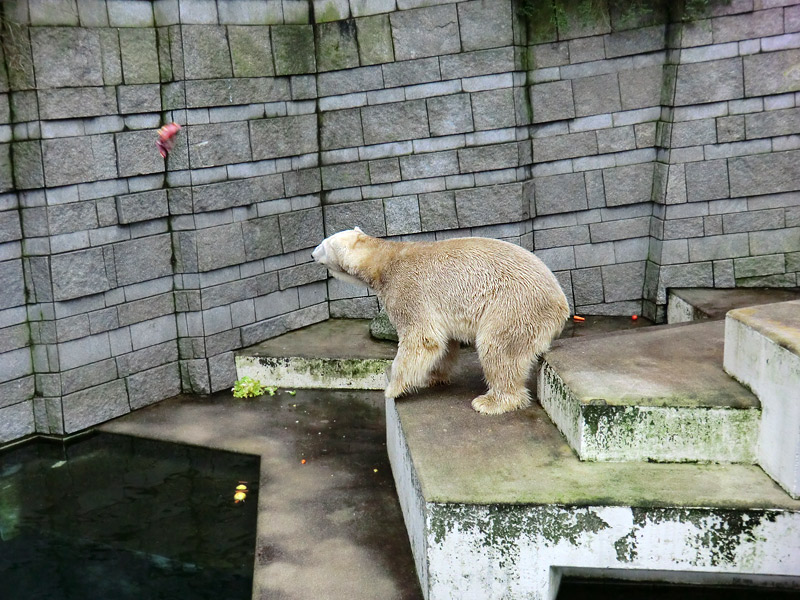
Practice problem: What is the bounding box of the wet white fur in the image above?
[312,229,570,414]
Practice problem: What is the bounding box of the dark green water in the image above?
[0,433,259,600]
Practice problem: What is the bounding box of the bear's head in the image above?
[312,227,372,288]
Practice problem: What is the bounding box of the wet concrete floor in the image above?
[101,389,422,600]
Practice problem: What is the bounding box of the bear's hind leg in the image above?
[472,342,533,415]
[428,339,460,386]
[385,333,448,399]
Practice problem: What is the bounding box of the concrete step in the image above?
[667,288,800,324]
[725,300,800,499]
[538,320,761,463]
[235,319,396,390]
[387,360,800,600]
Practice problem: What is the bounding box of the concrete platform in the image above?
[539,320,760,463]
[235,319,396,390]
[387,353,800,600]
[725,300,800,499]
[100,389,423,600]
[667,288,800,324]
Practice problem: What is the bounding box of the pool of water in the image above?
[0,433,259,600]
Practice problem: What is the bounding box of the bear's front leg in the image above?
[384,333,448,400]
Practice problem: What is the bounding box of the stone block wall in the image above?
[0,0,798,444]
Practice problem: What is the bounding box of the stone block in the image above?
[356,14,394,65]
[713,7,783,43]
[419,191,458,231]
[571,267,603,305]
[746,107,800,140]
[390,4,460,61]
[280,207,325,252]
[322,162,370,189]
[321,108,364,150]
[12,142,44,190]
[209,351,236,392]
[675,57,743,105]
[602,163,654,207]
[400,151,459,180]
[278,262,328,290]
[534,173,587,216]
[42,135,116,187]
[597,126,636,154]
[0,260,24,311]
[38,87,117,120]
[116,130,164,177]
[574,241,616,268]
[723,208,784,234]
[733,254,785,279]
[108,0,154,25]
[116,189,168,224]
[729,149,800,197]
[457,0,512,51]
[362,100,429,145]
[113,234,172,285]
[531,42,569,69]
[231,214,281,262]
[458,142,518,173]
[573,73,622,118]
[272,25,317,75]
[31,27,103,89]
[471,88,515,131]
[0,401,33,442]
[534,132,597,163]
[127,362,181,409]
[228,26,274,78]
[601,261,646,302]
[384,195,421,236]
[427,94,474,137]
[128,315,177,352]
[117,84,160,115]
[119,28,160,84]
[0,211,21,244]
[671,118,717,148]
[324,198,386,236]
[318,66,383,97]
[605,25,666,58]
[330,296,379,318]
[534,225,590,249]
[316,20,360,72]
[684,159,729,203]
[188,122,251,168]
[749,227,800,256]
[51,248,110,301]
[193,174,284,212]
[193,224,245,272]
[717,115,745,143]
[217,0,282,24]
[531,80,575,124]
[48,201,98,235]
[381,57,440,88]
[284,168,322,196]
[180,25,232,80]
[590,217,651,243]
[688,232,750,261]
[251,114,318,160]
[455,183,526,228]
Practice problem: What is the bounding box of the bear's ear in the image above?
[354,226,363,234]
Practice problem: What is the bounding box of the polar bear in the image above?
[312,228,570,414]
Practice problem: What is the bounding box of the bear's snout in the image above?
[311,242,327,265]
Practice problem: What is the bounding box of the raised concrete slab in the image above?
[667,288,800,324]
[725,300,800,499]
[235,319,396,390]
[387,355,800,600]
[539,321,760,463]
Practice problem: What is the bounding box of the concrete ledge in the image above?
[725,300,800,499]
[235,355,391,390]
[667,288,800,324]
[235,319,396,390]
[539,321,760,463]
[387,389,800,600]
